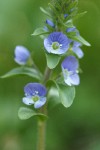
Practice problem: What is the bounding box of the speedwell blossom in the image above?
[72,42,84,58]
[66,26,79,35]
[44,20,55,32]
[23,83,47,109]
[66,27,84,58]
[46,19,55,28]
[61,56,80,86]
[14,46,30,65]
[44,32,70,54]
[64,14,68,18]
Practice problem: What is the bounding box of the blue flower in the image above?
[14,46,30,65]
[44,32,70,54]
[66,27,84,58]
[64,14,68,18]
[61,56,80,86]
[66,26,79,35]
[46,19,55,28]
[43,20,55,33]
[72,42,84,58]
[44,26,49,32]
[23,83,47,109]
[66,26,76,32]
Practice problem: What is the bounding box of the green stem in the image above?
[36,66,52,150]
[37,119,46,150]
[43,66,52,84]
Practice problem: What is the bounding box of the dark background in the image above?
[0,0,100,150]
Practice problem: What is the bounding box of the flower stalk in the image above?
[36,66,52,150]
[43,66,52,84]
[37,119,46,150]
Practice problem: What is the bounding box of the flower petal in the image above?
[61,56,79,72]
[64,73,80,86]
[73,47,84,58]
[66,27,76,32]
[14,46,30,65]
[24,83,47,97]
[22,97,34,105]
[44,26,49,32]
[64,76,72,86]
[34,97,46,109]
[44,38,52,53]
[64,14,68,18]
[46,19,55,27]
[73,41,82,47]
[66,27,79,36]
[70,73,80,85]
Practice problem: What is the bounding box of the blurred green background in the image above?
[0,0,100,150]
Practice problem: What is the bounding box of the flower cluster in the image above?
[44,31,81,86]
[15,36,80,109]
[2,2,90,150]
[11,0,89,110]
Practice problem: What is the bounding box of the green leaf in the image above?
[40,7,52,17]
[67,31,77,36]
[69,35,91,46]
[46,80,60,109]
[67,0,78,12]
[1,67,43,80]
[58,84,75,108]
[18,107,35,120]
[32,27,49,36]
[64,19,74,28]
[74,11,87,20]
[48,3,57,14]
[48,3,60,19]
[47,80,75,108]
[47,86,60,110]
[18,107,47,121]
[46,53,61,69]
